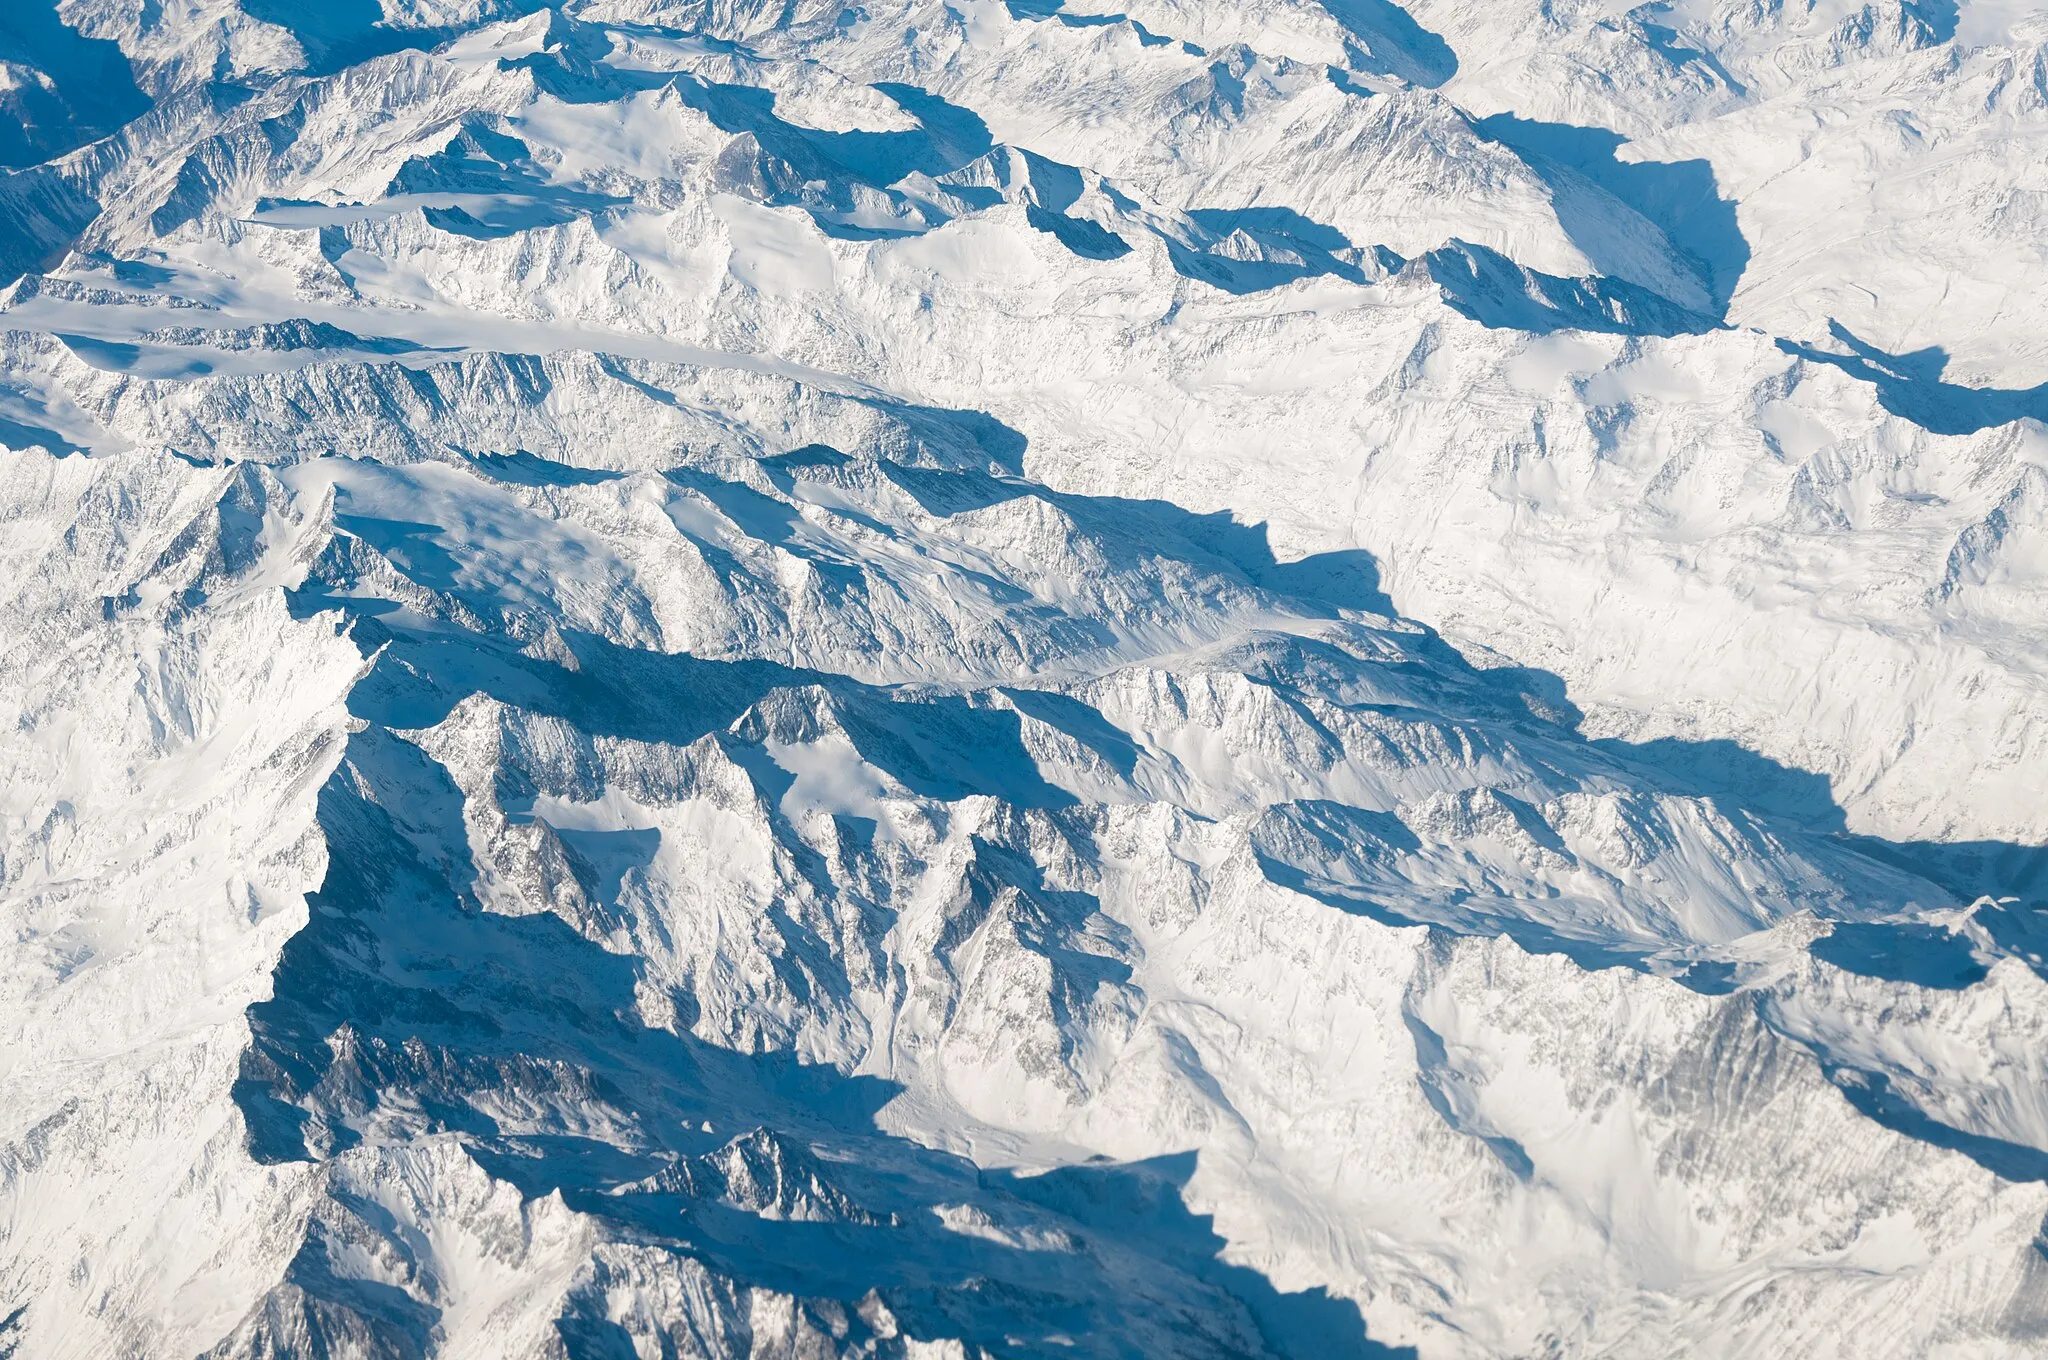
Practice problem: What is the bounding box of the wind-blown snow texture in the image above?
[5,0,2048,1356]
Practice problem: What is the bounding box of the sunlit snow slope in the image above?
[4,1,2048,1357]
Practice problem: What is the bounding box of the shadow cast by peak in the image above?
[1276,712,2048,1184]
[1318,0,1459,88]
[1905,0,1961,43]
[1013,1154,1414,1358]
[509,22,995,205]
[1824,1060,2048,1183]
[480,11,1404,301]
[770,520,2048,988]
[1423,240,1722,338]
[1807,920,1990,989]
[314,440,2048,955]
[238,0,556,78]
[465,449,626,487]
[1586,734,1847,833]
[1173,206,1386,294]
[0,414,87,457]
[686,78,995,202]
[1000,0,1195,49]
[315,608,1084,812]
[1474,113,1749,316]
[1187,206,1353,257]
[0,0,151,169]
[1580,732,2048,983]
[229,705,1414,1357]
[1780,322,2048,436]
[866,454,1401,618]
[276,439,2048,1195]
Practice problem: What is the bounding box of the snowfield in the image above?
[3,1,2048,1356]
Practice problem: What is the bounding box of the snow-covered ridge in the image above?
[3,1,2048,1357]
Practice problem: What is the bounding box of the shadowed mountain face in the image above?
[233,712,1408,1359]
[7,2,2048,1358]
[200,432,2046,1353]
[238,0,561,75]
[1780,323,2048,435]
[0,3,149,169]
[1474,113,1749,318]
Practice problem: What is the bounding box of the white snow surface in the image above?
[3,1,2048,1357]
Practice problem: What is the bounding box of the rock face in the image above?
[3,2,2048,1356]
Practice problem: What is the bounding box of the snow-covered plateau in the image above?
[4,0,2048,1356]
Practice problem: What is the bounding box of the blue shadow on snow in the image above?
[1780,321,2048,436]
[1474,113,1750,316]
[0,0,150,168]
[213,417,2048,1360]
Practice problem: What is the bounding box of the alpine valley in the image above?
[5,0,2048,1356]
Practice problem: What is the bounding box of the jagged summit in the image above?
[4,2,2048,1357]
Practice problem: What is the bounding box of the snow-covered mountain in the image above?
[4,1,2048,1356]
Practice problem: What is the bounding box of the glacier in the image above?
[4,0,2048,1356]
